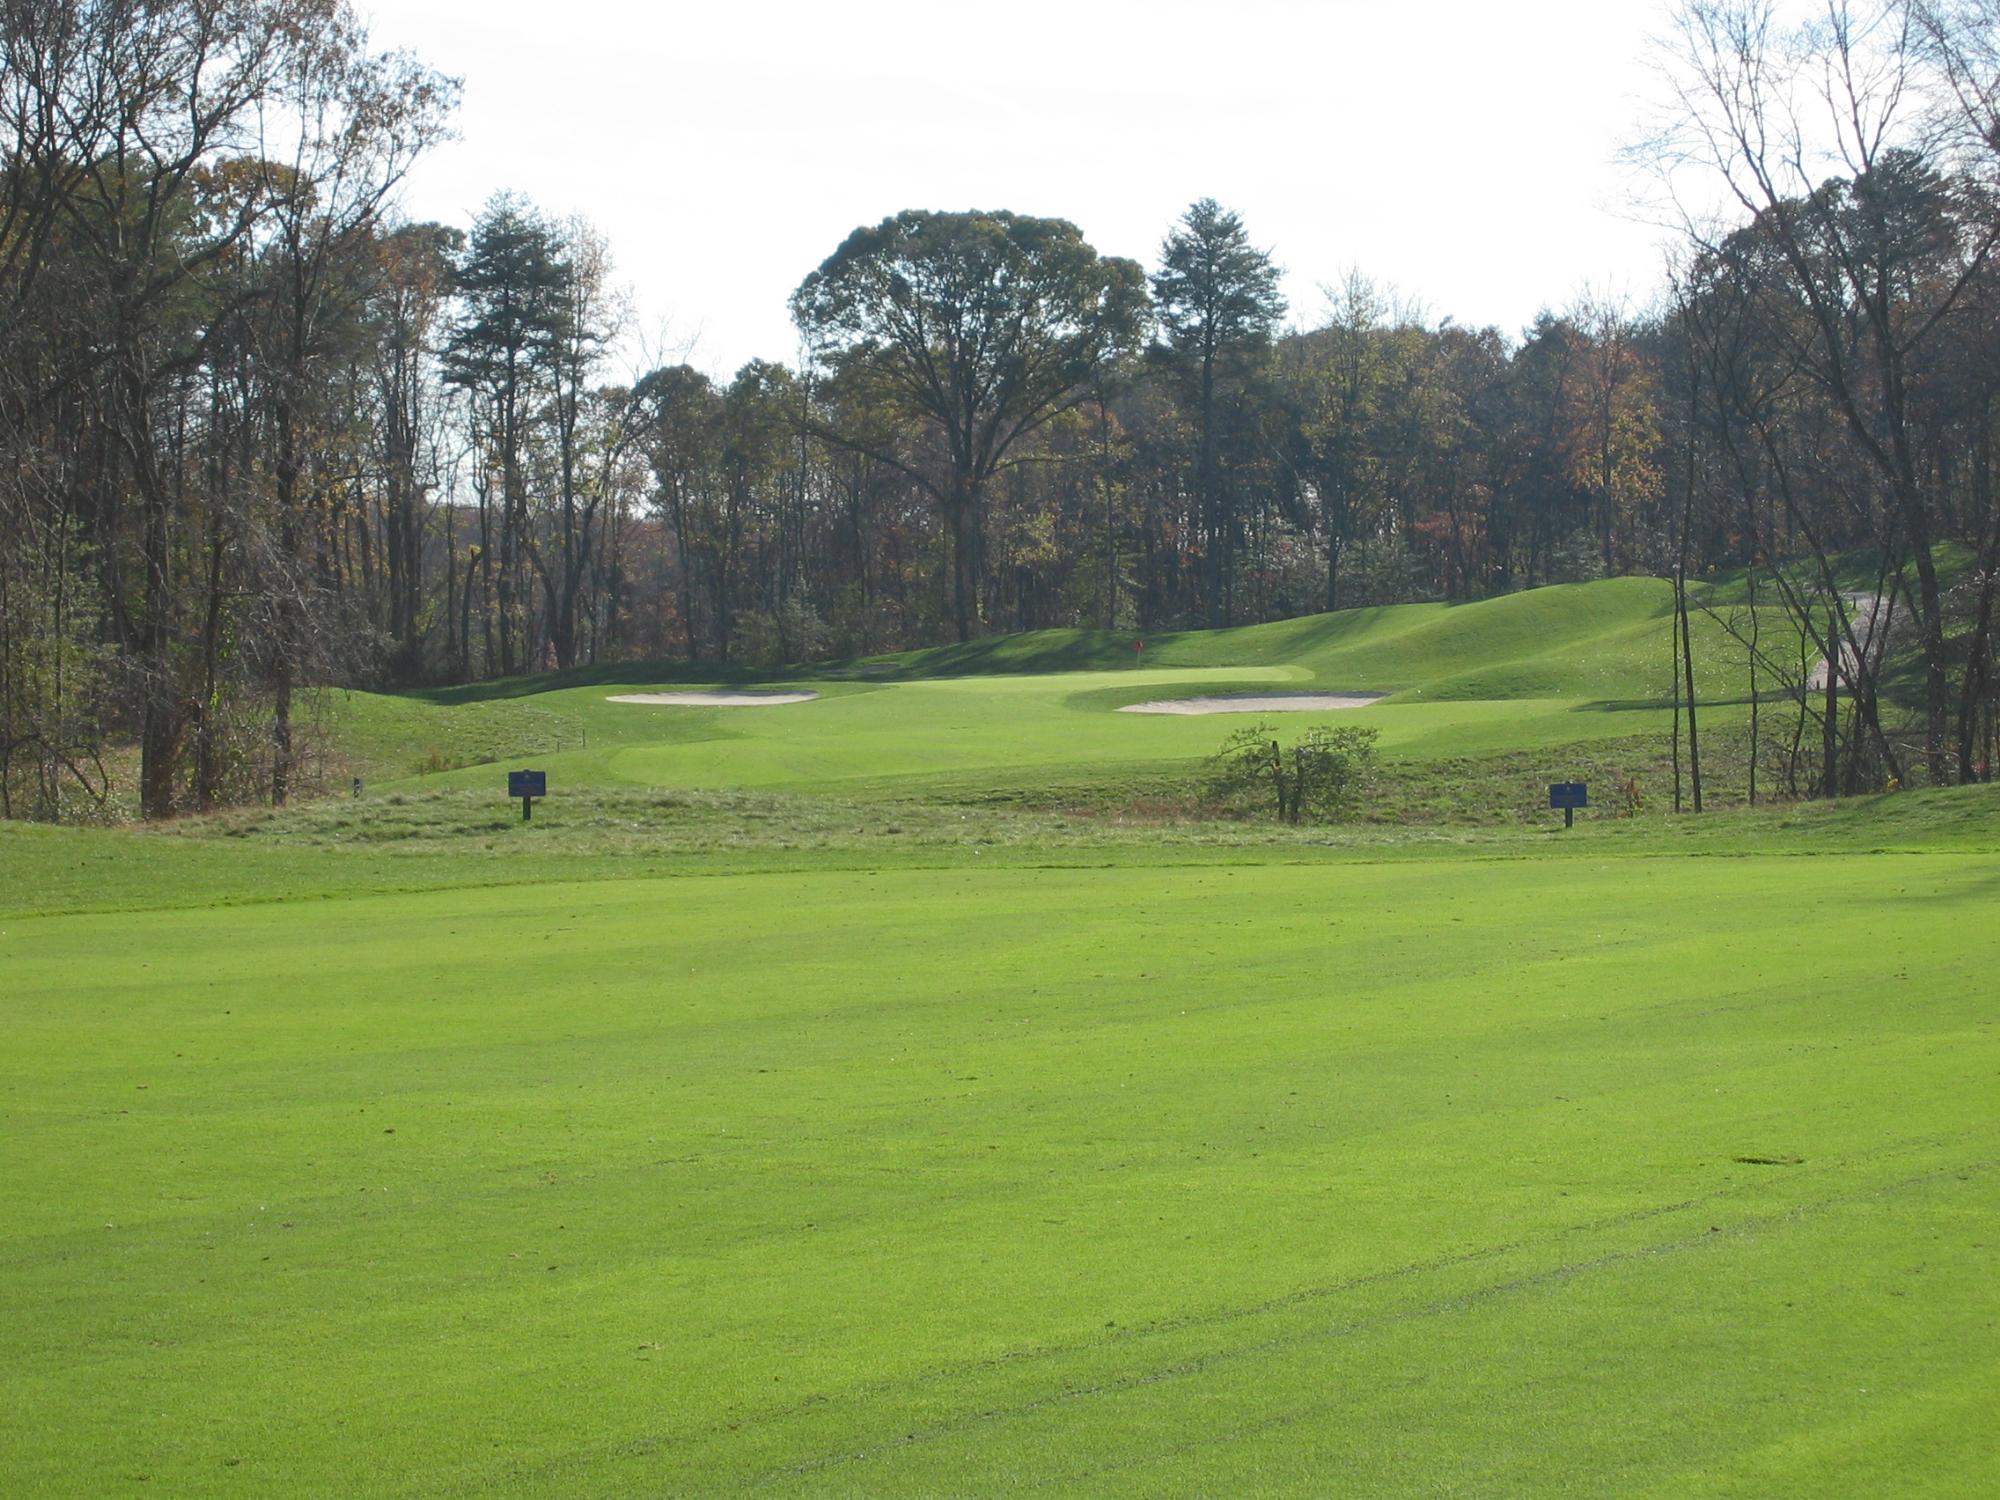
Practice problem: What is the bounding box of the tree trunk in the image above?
[1959,567,1996,784]
[271,668,293,807]
[1100,399,1116,631]
[193,527,227,811]
[1674,326,1701,814]
[1678,569,1703,813]
[1671,590,1683,815]
[1325,517,1342,614]
[1200,351,1223,628]
[948,489,977,643]
[270,401,300,807]
[1822,607,1840,799]
[1905,525,1951,785]
[460,547,479,683]
[1746,564,1759,806]
[127,366,180,821]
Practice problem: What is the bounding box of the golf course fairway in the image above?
[3,577,1996,1495]
[3,831,1996,1495]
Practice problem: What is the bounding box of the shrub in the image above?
[1207,721,1379,823]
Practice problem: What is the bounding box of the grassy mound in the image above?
[321,577,1772,810]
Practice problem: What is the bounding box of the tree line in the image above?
[2,0,1996,820]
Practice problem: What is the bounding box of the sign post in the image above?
[1548,781,1588,829]
[508,770,547,822]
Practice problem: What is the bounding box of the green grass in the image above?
[325,577,1773,807]
[3,577,1995,1496]
[2,820,1996,1495]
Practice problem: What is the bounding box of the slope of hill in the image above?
[323,577,1767,810]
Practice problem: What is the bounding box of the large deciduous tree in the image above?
[0,0,458,817]
[791,209,1148,641]
[1648,0,2000,784]
[369,221,462,682]
[248,6,455,804]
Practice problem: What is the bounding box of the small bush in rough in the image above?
[1207,721,1379,824]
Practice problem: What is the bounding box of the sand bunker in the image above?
[606,691,819,707]
[1119,692,1384,716]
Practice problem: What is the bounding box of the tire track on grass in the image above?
[415,1131,1983,1497]
[753,1153,1994,1489]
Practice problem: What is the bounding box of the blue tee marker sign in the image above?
[509,770,546,821]
[1549,781,1588,828]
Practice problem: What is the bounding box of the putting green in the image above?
[592,681,1694,795]
[330,576,1761,801]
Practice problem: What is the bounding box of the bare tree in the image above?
[1644,0,2000,782]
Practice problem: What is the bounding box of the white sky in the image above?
[361,0,1678,380]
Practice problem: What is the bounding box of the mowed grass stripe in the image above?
[1,854,1994,1495]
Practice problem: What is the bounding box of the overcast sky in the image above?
[360,0,1677,380]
